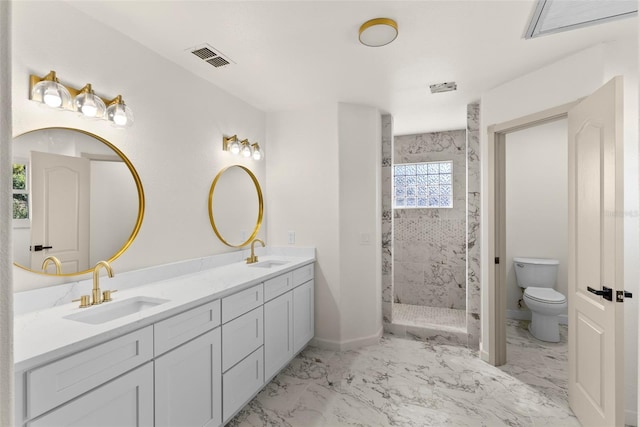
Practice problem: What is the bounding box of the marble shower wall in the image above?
[466,103,481,349]
[381,115,393,323]
[393,130,467,310]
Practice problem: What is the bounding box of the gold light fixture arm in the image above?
[222,135,238,151]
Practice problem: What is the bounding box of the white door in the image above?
[30,151,90,273]
[568,76,625,426]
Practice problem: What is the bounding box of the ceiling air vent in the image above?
[188,44,233,68]
[429,82,457,94]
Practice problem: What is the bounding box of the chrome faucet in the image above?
[246,238,265,264]
[41,256,62,275]
[91,260,114,305]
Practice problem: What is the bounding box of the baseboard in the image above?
[626,409,638,427]
[310,327,384,351]
[506,309,567,325]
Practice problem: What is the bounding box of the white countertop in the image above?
[14,253,315,372]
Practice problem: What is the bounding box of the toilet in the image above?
[513,257,567,343]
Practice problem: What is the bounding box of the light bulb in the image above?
[241,142,252,158]
[75,85,105,118]
[251,143,262,160]
[106,96,134,127]
[113,106,128,126]
[43,86,62,107]
[229,140,241,155]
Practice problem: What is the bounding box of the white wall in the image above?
[505,119,568,315]
[338,103,382,346]
[12,1,266,291]
[481,38,638,423]
[266,104,341,347]
[90,161,138,264]
[266,103,382,349]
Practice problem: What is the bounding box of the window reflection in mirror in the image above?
[13,128,144,275]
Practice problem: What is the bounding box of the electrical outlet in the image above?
[288,231,295,245]
[360,233,371,245]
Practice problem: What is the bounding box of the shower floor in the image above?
[393,303,466,333]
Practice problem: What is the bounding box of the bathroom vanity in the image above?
[13,250,315,426]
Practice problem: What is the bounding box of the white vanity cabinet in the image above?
[15,260,315,427]
[154,301,222,427]
[221,283,265,423]
[264,264,315,381]
[27,362,154,427]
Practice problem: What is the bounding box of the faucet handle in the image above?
[72,295,91,308]
[102,289,118,302]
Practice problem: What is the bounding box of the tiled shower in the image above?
[381,104,481,348]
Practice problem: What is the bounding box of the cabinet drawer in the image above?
[28,362,153,427]
[222,346,264,423]
[264,272,293,302]
[222,283,263,323]
[154,300,221,356]
[222,306,263,371]
[27,326,153,419]
[292,263,314,287]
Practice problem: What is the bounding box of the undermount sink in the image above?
[64,296,169,325]
[248,260,289,269]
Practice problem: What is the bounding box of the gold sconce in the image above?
[30,70,134,127]
[223,135,262,161]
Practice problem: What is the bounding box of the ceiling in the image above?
[68,1,637,136]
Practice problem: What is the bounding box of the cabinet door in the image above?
[293,279,314,354]
[264,291,293,381]
[155,328,222,427]
[223,346,263,423]
[28,362,153,427]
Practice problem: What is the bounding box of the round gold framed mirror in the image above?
[208,165,263,248]
[12,127,144,276]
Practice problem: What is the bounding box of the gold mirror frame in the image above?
[208,165,263,248]
[13,127,145,276]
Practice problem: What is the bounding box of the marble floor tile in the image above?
[229,319,578,426]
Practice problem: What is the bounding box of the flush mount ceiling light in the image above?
[30,70,134,127]
[525,0,637,39]
[358,18,398,47]
[222,135,263,161]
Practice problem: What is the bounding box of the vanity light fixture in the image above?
[358,18,398,47]
[222,135,263,161]
[29,70,134,127]
[251,143,262,161]
[74,84,106,118]
[30,71,71,109]
[240,139,252,158]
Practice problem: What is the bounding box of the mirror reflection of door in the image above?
[13,128,144,276]
[30,151,90,273]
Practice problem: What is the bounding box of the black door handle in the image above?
[31,245,53,252]
[587,286,613,301]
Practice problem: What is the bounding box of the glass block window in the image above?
[393,161,453,208]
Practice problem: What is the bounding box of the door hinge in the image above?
[495,257,500,264]
[616,290,633,302]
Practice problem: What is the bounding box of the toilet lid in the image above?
[524,287,567,304]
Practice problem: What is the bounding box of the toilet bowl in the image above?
[514,257,567,343]
[522,287,567,342]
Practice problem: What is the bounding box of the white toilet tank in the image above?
[513,257,559,289]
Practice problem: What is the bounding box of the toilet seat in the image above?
[524,287,566,304]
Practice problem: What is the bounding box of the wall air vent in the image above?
[429,82,457,94]
[188,44,233,68]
